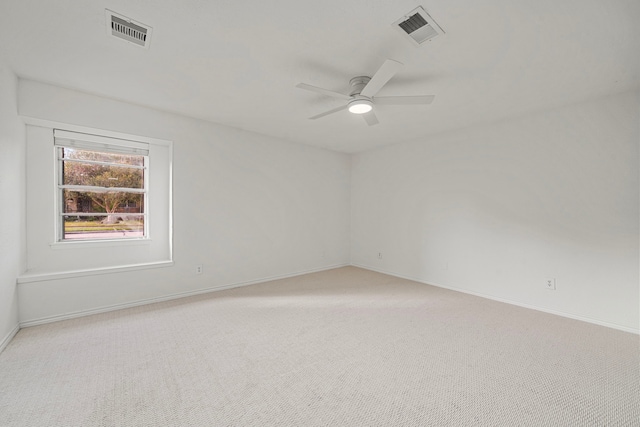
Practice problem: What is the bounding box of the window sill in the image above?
[50,238,151,250]
[17,260,174,284]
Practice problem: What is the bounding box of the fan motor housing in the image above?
[349,76,371,96]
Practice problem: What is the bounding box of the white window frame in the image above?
[54,129,150,243]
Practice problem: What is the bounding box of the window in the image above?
[54,130,149,241]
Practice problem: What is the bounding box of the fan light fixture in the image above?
[348,99,373,114]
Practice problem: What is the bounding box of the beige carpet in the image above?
[1,266,638,426]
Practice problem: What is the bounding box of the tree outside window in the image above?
[58,147,147,240]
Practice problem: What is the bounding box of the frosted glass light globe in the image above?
[348,99,373,114]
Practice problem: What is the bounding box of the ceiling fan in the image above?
[296,59,434,126]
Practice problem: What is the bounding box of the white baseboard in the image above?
[0,323,20,354]
[351,263,639,335]
[20,263,350,328]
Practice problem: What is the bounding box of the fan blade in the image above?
[309,104,348,120]
[362,110,379,126]
[296,83,351,100]
[374,95,435,105]
[360,59,403,98]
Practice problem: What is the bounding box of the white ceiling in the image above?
[1,0,639,153]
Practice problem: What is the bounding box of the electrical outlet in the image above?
[545,278,556,290]
[195,264,203,275]
[377,252,383,259]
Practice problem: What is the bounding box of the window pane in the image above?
[63,162,144,188]
[63,190,144,214]
[62,148,144,166]
[58,145,147,241]
[63,215,144,240]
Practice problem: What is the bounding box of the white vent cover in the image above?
[105,10,152,49]
[393,6,444,45]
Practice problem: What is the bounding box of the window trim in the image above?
[20,116,173,273]
[53,129,150,243]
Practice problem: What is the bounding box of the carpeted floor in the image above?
[1,266,638,426]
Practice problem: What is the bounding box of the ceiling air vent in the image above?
[393,6,444,46]
[105,10,152,49]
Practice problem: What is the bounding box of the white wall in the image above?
[0,67,25,348]
[10,79,637,333]
[351,91,639,332]
[17,80,351,324]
